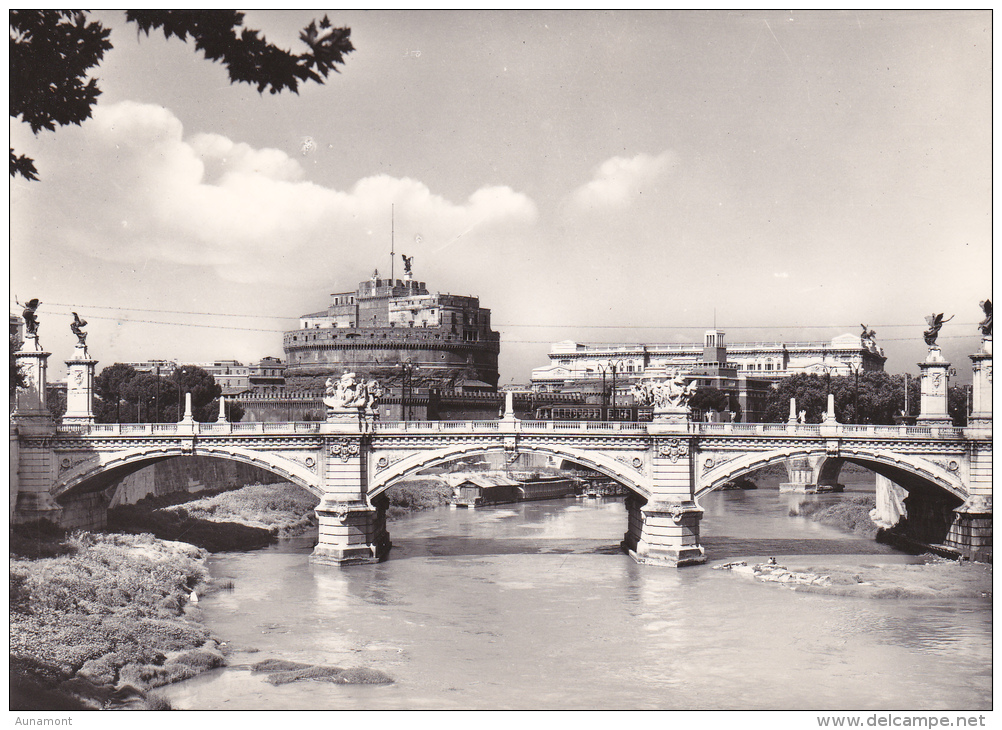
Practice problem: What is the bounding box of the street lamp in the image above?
[598,362,610,416]
[610,359,624,416]
[850,364,861,424]
[400,362,414,421]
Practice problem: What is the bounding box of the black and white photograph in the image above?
[9,9,992,719]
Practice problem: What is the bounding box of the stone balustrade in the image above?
[50,418,978,440]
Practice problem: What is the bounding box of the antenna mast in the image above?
[390,205,395,282]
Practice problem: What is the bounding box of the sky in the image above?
[9,10,993,385]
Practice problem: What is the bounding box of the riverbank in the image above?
[10,480,458,711]
[385,477,453,520]
[790,494,879,537]
[108,482,321,551]
[10,525,219,710]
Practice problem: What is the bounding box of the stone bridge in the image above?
[10,333,992,566]
[11,414,991,566]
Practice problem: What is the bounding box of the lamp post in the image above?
[599,361,614,418]
[610,359,623,416]
[852,365,860,424]
[400,362,414,421]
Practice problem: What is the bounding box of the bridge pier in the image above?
[311,495,391,566]
[622,494,706,567]
[944,497,992,562]
[623,429,708,567]
[309,432,392,566]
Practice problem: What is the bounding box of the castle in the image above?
[282,268,501,390]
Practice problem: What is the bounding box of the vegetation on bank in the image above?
[251,659,393,686]
[385,478,453,520]
[790,495,879,538]
[109,483,321,552]
[10,526,218,710]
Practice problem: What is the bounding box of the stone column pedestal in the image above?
[621,495,706,567]
[652,405,690,426]
[917,348,953,425]
[969,341,992,427]
[13,342,52,426]
[944,496,992,562]
[63,349,98,425]
[310,496,390,566]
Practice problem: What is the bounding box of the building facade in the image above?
[530,331,886,386]
[525,331,869,422]
[121,358,287,396]
[283,268,501,388]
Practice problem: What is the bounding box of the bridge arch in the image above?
[696,446,967,502]
[53,446,323,500]
[368,443,650,501]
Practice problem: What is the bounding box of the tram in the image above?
[532,404,652,422]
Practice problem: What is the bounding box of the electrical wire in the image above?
[15,301,982,344]
[16,299,979,331]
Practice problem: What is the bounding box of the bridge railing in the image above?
[48,419,971,440]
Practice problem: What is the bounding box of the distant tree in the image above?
[174,366,222,422]
[688,386,729,414]
[762,371,967,426]
[763,374,831,423]
[122,372,180,422]
[10,10,354,179]
[948,384,969,427]
[9,335,28,397]
[94,363,139,422]
[205,397,246,423]
[46,387,66,420]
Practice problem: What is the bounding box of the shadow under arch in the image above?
[52,446,324,502]
[696,446,966,503]
[367,442,649,502]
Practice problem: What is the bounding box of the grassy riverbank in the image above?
[386,477,452,520]
[9,479,461,711]
[109,479,454,548]
[10,526,219,710]
[108,483,321,552]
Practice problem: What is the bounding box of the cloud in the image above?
[20,102,538,286]
[567,151,676,211]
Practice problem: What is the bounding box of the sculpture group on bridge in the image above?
[324,372,384,432]
[859,324,881,355]
[631,370,698,411]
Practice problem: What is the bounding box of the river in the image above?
[160,474,992,711]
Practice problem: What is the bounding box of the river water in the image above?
[161,475,992,711]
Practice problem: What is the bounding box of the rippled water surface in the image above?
[162,478,992,710]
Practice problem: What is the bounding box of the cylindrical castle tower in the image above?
[283,269,500,389]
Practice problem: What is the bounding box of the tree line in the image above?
[683,371,970,427]
[42,364,245,423]
[759,372,969,426]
